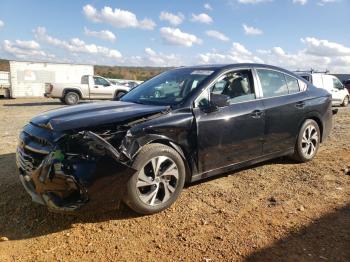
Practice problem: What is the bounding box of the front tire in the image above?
[292,119,320,163]
[342,96,349,107]
[123,143,186,215]
[64,92,80,105]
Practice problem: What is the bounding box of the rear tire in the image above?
[123,143,186,215]
[292,119,320,163]
[342,96,349,107]
[64,92,79,105]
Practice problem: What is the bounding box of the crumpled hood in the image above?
[31,101,169,131]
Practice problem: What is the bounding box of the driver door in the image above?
[90,77,114,99]
[193,69,265,173]
[331,76,347,103]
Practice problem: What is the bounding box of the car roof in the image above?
[173,63,301,79]
[178,63,293,73]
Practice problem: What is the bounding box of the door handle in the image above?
[295,101,305,109]
[94,85,99,88]
[251,110,263,119]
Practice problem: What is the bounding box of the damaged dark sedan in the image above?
[17,64,334,214]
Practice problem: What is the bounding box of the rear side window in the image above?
[284,74,300,94]
[257,69,288,98]
[94,77,109,86]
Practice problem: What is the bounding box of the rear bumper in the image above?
[44,93,54,98]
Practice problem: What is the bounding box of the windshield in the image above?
[121,68,214,106]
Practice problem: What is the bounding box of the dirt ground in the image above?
[0,98,349,262]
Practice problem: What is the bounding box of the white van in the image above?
[296,72,349,107]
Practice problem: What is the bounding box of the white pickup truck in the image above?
[44,75,130,105]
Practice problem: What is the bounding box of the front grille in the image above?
[16,147,46,173]
[16,123,55,174]
[24,131,51,147]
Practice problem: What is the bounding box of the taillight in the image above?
[49,84,53,93]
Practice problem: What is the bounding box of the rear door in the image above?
[255,68,308,154]
[193,68,265,173]
[89,77,115,99]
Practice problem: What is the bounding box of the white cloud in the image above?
[237,0,273,4]
[198,37,350,73]
[293,0,308,5]
[243,24,263,35]
[34,26,122,59]
[83,4,156,30]
[191,13,213,24]
[302,37,350,56]
[2,39,53,59]
[143,47,183,66]
[159,11,184,26]
[0,20,4,28]
[198,42,263,64]
[160,27,202,47]
[84,27,116,42]
[318,0,338,6]
[204,3,213,10]
[256,38,350,73]
[206,30,230,42]
[13,40,40,50]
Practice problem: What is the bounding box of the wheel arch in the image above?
[62,88,83,98]
[114,89,127,99]
[124,136,194,184]
[147,139,193,184]
[299,113,324,143]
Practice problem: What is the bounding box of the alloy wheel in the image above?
[67,94,78,104]
[136,156,179,206]
[301,125,319,158]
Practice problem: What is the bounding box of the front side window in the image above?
[94,77,109,86]
[284,74,300,94]
[210,69,255,104]
[333,77,343,90]
[121,68,213,106]
[300,75,311,82]
[257,69,288,98]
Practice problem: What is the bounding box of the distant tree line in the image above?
[95,65,171,81]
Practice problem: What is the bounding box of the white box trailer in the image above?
[9,61,94,98]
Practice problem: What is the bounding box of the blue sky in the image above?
[0,0,349,72]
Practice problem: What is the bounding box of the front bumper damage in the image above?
[17,130,136,213]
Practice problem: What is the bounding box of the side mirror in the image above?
[210,93,230,108]
[104,83,111,87]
